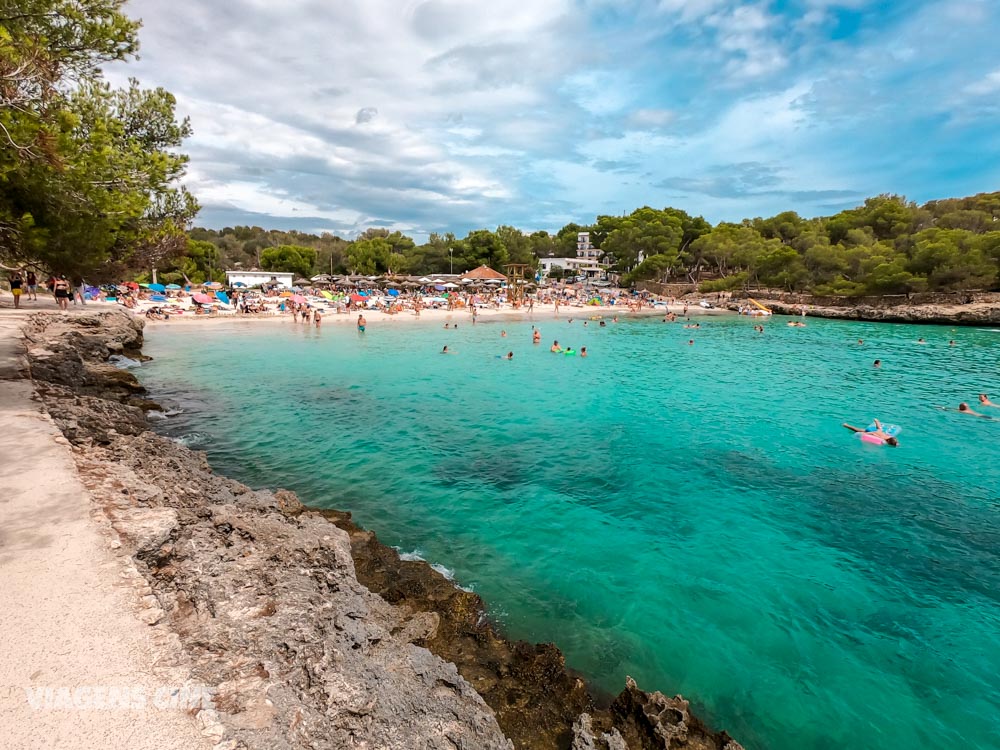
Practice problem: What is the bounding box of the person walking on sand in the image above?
[72,275,86,305]
[8,270,24,308]
[53,276,71,311]
[25,270,38,301]
[357,314,367,332]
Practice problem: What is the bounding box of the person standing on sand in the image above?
[357,314,366,332]
[8,271,24,308]
[25,270,37,301]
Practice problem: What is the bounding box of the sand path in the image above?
[0,307,211,749]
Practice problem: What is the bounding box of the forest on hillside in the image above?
[169,192,1000,296]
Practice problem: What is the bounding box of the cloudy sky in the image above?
[108,0,1000,240]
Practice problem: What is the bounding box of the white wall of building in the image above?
[225,271,294,288]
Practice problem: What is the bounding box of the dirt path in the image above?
[0,309,212,750]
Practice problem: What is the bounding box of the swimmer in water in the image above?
[444,323,450,329]
[533,330,541,343]
[580,347,587,357]
[501,330,507,337]
[958,402,986,416]
[857,339,864,345]
[687,339,694,345]
[979,394,999,408]
[842,419,899,446]
[441,345,451,354]
[550,341,562,353]
[357,314,366,332]
[917,338,926,344]
[503,351,513,360]
[873,359,881,368]
[949,340,956,346]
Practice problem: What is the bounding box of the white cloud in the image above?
[964,68,1000,96]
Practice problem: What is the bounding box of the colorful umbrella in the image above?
[165,283,181,290]
[192,293,212,304]
[289,294,307,304]
[350,293,366,302]
[148,283,166,292]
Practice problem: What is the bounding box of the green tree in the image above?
[260,244,317,278]
[1,2,197,278]
[455,229,508,271]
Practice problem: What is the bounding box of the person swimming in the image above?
[958,402,985,416]
[580,347,587,357]
[917,338,926,344]
[550,341,562,352]
[842,419,899,446]
[501,330,507,337]
[979,394,998,407]
[441,345,452,354]
[873,359,881,368]
[502,351,513,360]
[533,330,541,343]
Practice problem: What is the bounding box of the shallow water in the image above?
[138,314,1000,750]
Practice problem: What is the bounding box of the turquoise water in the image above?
[138,314,1000,750]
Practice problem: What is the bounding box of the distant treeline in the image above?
[161,192,1000,296]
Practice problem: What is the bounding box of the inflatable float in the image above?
[859,423,902,445]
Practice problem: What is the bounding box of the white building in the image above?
[537,257,604,280]
[577,231,601,260]
[225,270,294,288]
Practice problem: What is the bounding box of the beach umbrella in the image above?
[165,283,181,290]
[233,282,247,288]
[443,282,459,289]
[150,294,167,301]
[123,281,140,289]
[192,293,212,304]
[434,284,446,291]
[148,283,166,293]
[293,278,311,286]
[204,281,223,289]
[321,290,335,300]
[387,289,400,297]
[290,294,307,304]
[349,293,366,303]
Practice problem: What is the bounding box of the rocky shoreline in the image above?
[723,292,1000,326]
[20,310,742,750]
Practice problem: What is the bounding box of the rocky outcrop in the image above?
[23,310,742,750]
[725,296,1000,326]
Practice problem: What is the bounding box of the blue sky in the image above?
[110,0,1000,240]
